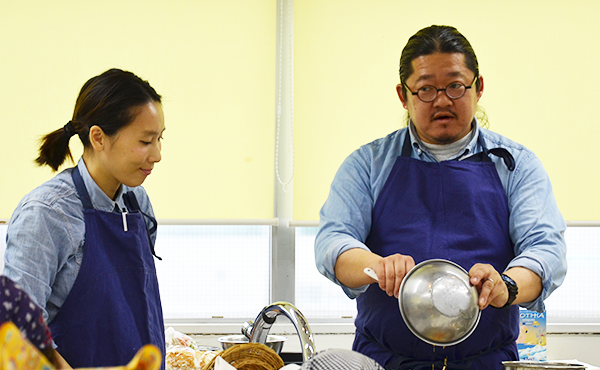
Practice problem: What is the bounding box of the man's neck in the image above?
[410,122,474,161]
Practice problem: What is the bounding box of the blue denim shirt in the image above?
[315,122,567,312]
[3,158,157,322]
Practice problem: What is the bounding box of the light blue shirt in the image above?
[315,122,567,312]
[3,158,157,322]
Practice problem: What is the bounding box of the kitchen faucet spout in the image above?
[242,301,316,362]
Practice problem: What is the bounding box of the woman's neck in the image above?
[81,153,121,200]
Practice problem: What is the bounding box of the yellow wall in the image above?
[1,1,598,222]
[0,0,276,220]
[294,0,600,221]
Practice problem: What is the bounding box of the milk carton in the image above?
[517,308,547,361]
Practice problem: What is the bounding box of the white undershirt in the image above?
[413,124,474,161]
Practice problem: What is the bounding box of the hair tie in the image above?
[63,121,76,138]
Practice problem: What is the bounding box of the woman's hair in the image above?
[398,25,481,98]
[35,68,162,171]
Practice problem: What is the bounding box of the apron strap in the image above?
[123,192,162,260]
[72,166,161,260]
[360,324,515,370]
[355,328,469,370]
[487,148,515,171]
[401,129,515,171]
[383,338,514,370]
[71,167,93,210]
[400,130,412,158]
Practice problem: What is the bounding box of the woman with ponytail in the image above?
[3,68,166,370]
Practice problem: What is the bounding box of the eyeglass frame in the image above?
[403,75,479,103]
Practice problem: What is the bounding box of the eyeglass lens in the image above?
[418,83,466,102]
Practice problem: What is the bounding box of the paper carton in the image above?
[516,308,547,361]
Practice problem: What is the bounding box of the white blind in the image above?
[292,0,600,221]
[0,0,276,220]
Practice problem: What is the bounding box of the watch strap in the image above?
[501,273,518,309]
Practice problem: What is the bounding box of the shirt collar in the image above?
[408,118,481,161]
[76,157,125,212]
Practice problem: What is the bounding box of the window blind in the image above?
[292,0,600,222]
[0,0,276,220]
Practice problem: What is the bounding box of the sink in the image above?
[279,352,303,365]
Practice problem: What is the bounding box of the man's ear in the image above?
[476,75,484,101]
[88,126,106,152]
[396,84,408,109]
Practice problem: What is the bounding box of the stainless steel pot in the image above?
[399,259,481,346]
[364,259,481,346]
[217,334,287,354]
[502,361,586,370]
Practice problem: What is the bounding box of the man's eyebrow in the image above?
[415,74,435,83]
[414,71,467,83]
[446,71,467,78]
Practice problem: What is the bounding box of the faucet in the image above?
[242,301,316,362]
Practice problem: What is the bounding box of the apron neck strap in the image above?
[71,167,93,210]
[401,128,515,171]
[477,134,516,171]
[401,129,413,157]
[123,192,161,261]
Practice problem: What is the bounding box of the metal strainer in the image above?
[399,259,481,346]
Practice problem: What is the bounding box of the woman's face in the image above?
[90,101,165,198]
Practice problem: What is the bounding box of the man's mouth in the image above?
[431,111,457,122]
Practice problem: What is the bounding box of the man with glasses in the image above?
[315,25,566,369]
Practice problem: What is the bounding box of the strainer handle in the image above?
[363,267,379,282]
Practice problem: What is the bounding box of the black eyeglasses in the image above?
[405,75,478,102]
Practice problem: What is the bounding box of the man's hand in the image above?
[334,249,414,298]
[470,264,542,310]
[370,254,415,298]
[469,263,507,310]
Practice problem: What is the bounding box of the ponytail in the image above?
[35,121,80,171]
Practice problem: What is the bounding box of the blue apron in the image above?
[353,132,519,370]
[49,168,165,369]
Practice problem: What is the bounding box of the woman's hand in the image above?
[469,263,508,310]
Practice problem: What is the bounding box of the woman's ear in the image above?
[88,126,106,152]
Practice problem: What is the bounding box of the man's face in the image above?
[397,52,483,144]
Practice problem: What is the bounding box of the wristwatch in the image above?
[501,274,518,308]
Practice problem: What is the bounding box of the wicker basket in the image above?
[203,343,284,370]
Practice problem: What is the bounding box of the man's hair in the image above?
[399,25,481,98]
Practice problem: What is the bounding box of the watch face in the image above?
[502,274,518,290]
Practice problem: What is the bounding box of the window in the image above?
[295,227,357,320]
[544,227,600,323]
[155,225,271,320]
[0,223,598,329]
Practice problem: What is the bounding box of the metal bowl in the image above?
[399,259,481,346]
[217,334,287,354]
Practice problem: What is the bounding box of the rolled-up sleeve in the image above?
[504,150,567,312]
[315,148,377,298]
[315,130,407,299]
